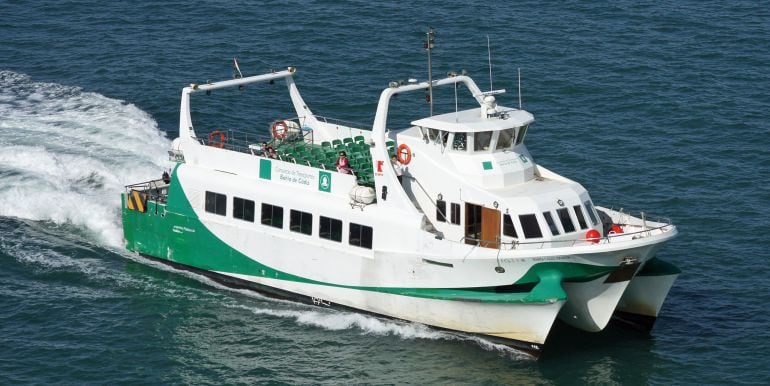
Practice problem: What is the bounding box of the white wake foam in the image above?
[228,303,531,358]
[0,71,170,246]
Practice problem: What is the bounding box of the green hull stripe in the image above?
[122,166,621,304]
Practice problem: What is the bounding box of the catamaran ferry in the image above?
[122,64,679,356]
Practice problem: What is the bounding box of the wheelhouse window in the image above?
[584,200,599,226]
[519,214,543,239]
[543,211,560,235]
[436,199,447,222]
[452,133,467,151]
[261,203,283,229]
[474,131,493,151]
[319,216,342,242]
[450,203,461,225]
[515,125,528,145]
[573,205,589,230]
[557,208,576,233]
[233,197,255,222]
[427,128,439,143]
[349,223,373,249]
[496,128,515,150]
[205,191,226,216]
[503,214,518,238]
[290,209,312,235]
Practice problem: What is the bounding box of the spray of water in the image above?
[0,71,171,246]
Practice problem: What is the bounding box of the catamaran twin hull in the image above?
[122,67,679,357]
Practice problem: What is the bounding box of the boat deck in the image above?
[200,128,396,187]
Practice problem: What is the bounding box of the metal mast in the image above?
[424,27,436,116]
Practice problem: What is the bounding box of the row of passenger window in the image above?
[504,201,599,240]
[435,200,461,225]
[205,191,373,249]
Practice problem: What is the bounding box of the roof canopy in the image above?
[411,107,534,133]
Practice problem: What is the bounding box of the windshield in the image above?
[496,128,515,150]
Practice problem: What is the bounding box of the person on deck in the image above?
[336,151,353,174]
[391,155,403,184]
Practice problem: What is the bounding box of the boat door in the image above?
[465,203,501,249]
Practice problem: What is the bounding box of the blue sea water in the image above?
[1,1,769,384]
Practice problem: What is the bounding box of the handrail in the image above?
[405,175,444,216]
[125,178,169,204]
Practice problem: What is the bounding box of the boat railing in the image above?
[125,178,169,204]
[314,115,371,132]
[199,118,314,155]
[460,211,674,251]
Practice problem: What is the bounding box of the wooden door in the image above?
[480,207,501,249]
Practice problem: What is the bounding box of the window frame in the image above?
[503,214,518,239]
[349,222,373,249]
[573,205,589,230]
[557,207,576,233]
[290,209,313,235]
[260,203,284,229]
[450,203,461,225]
[436,199,447,223]
[543,211,560,235]
[519,214,543,239]
[319,216,342,242]
[205,191,227,216]
[232,196,255,222]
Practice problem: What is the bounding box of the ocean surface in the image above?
[1,1,769,384]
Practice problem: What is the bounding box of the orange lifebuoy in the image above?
[396,143,412,165]
[272,121,288,139]
[209,130,226,148]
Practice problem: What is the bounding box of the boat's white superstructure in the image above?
[123,65,679,357]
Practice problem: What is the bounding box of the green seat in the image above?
[354,135,365,143]
[332,139,343,147]
[343,137,354,145]
[386,140,396,148]
[321,141,332,148]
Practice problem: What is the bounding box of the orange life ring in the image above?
[272,121,288,139]
[209,130,226,148]
[396,143,412,165]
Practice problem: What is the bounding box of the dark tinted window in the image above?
[319,216,342,242]
[519,214,543,239]
[543,211,560,235]
[515,125,528,145]
[557,208,576,233]
[349,223,373,249]
[261,203,283,228]
[584,200,599,225]
[290,210,312,235]
[450,203,461,225]
[233,197,255,222]
[573,205,588,230]
[503,214,518,238]
[205,191,226,216]
[436,200,447,222]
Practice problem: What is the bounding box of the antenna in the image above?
[232,58,243,79]
[424,27,436,116]
[486,35,493,91]
[518,67,522,109]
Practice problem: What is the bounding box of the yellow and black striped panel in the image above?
[126,190,148,213]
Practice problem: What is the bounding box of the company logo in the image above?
[259,159,272,180]
[377,160,384,173]
[318,171,332,192]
